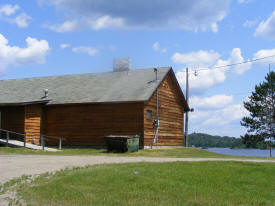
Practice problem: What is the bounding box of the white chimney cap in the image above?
[113,58,131,72]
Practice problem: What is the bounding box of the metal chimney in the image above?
[113,58,131,72]
[44,89,49,98]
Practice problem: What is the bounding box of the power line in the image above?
[190,92,250,99]
[189,54,275,73]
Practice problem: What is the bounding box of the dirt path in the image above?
[1,155,275,184]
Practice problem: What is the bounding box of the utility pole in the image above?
[184,67,189,147]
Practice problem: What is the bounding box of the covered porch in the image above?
[0,104,43,145]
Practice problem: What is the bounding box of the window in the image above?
[146,110,153,120]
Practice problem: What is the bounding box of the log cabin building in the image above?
[0,66,189,148]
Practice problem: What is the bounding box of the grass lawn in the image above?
[0,146,229,158]
[10,161,275,206]
[1,146,275,159]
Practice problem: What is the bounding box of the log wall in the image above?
[43,103,144,146]
[143,71,184,146]
[0,70,186,147]
[24,105,42,144]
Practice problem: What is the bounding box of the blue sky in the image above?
[0,0,275,137]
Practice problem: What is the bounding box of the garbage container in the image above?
[104,135,140,152]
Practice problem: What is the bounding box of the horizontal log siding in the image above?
[144,72,184,146]
[44,103,144,146]
[24,105,42,144]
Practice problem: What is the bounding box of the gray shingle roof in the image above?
[0,67,172,105]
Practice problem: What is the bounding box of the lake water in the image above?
[204,147,275,157]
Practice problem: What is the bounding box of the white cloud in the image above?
[221,104,248,122]
[174,46,275,136]
[189,93,249,136]
[255,11,275,40]
[0,4,31,28]
[190,94,233,110]
[88,15,124,30]
[153,42,167,53]
[211,23,218,33]
[0,33,50,72]
[11,13,32,28]
[176,68,226,93]
[190,110,210,120]
[46,20,79,32]
[153,42,159,51]
[60,43,70,49]
[215,48,252,74]
[0,4,19,16]
[174,48,252,93]
[202,104,248,126]
[46,15,124,32]
[190,103,248,128]
[43,0,231,32]
[72,46,98,56]
[243,19,258,28]
[253,48,275,64]
[172,50,220,67]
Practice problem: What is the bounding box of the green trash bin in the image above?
[104,135,140,152]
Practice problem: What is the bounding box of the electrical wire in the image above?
[188,54,275,73]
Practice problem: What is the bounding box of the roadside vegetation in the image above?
[6,161,275,206]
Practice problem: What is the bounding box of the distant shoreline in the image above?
[203,147,275,157]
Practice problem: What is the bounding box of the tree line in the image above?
[189,133,268,149]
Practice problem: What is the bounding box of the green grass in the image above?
[0,146,232,158]
[1,146,274,159]
[0,175,31,195]
[12,161,275,206]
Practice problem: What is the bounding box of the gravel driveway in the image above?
[1,155,275,184]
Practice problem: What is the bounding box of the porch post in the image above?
[41,135,45,150]
[6,131,9,146]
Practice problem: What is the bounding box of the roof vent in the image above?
[44,89,49,98]
[113,58,131,72]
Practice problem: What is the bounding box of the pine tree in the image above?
[241,71,275,157]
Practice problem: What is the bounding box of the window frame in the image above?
[146,110,153,120]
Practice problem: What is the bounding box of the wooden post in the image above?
[6,131,9,146]
[184,67,189,147]
[59,138,62,150]
[183,112,185,146]
[41,135,45,151]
